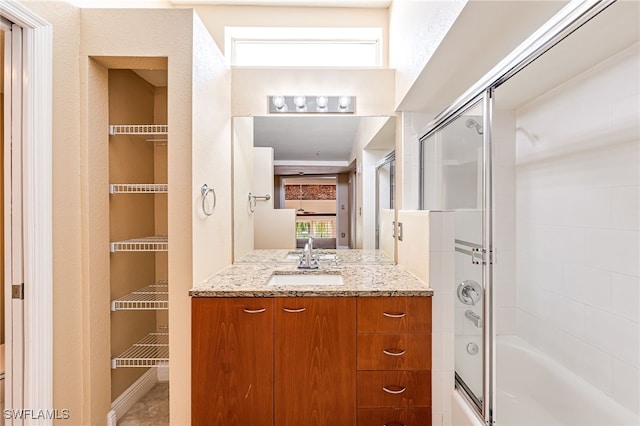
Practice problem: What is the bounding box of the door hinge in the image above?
[471,248,495,265]
[12,283,24,299]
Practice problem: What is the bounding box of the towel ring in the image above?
[201,184,216,216]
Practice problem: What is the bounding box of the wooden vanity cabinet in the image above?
[275,297,357,426]
[192,298,274,426]
[357,296,432,426]
[191,295,430,426]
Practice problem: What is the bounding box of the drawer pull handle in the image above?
[383,312,406,318]
[383,348,406,357]
[382,386,406,395]
[383,423,406,426]
[282,307,306,313]
[243,308,266,314]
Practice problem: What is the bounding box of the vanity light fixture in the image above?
[268,95,355,114]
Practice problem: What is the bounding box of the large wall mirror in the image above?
[232,115,395,262]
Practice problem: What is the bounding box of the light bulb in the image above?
[316,96,328,108]
[338,96,351,110]
[272,95,285,108]
[293,96,307,108]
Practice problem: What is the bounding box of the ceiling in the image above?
[254,116,360,162]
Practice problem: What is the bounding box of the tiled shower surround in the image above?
[514,45,639,414]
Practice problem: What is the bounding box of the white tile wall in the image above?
[514,44,640,414]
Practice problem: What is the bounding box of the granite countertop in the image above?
[190,249,432,297]
[233,248,395,265]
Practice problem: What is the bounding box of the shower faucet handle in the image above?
[457,280,481,306]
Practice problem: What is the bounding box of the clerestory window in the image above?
[225,26,383,67]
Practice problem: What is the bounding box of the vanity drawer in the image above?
[357,371,431,408]
[357,407,431,426]
[357,334,431,371]
[358,297,431,334]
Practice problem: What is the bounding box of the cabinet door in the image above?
[192,298,273,426]
[275,297,356,426]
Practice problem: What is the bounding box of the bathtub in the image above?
[452,336,639,426]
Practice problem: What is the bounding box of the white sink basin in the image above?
[267,273,344,286]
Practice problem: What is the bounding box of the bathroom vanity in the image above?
[190,249,433,426]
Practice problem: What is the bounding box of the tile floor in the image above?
[118,383,169,426]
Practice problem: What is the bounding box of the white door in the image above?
[2,19,24,425]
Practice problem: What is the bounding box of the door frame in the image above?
[0,1,52,420]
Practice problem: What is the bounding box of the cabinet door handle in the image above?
[383,348,406,357]
[243,308,266,314]
[382,386,407,395]
[282,307,306,313]
[383,311,406,318]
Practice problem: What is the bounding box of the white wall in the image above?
[514,45,639,415]
[349,116,392,249]
[398,111,434,210]
[388,0,466,108]
[233,117,254,260]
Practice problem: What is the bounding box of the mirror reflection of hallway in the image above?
[281,176,341,250]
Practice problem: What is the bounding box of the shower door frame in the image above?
[418,89,496,425]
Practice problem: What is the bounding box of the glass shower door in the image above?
[421,98,491,416]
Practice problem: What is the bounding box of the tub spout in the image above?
[465,309,483,328]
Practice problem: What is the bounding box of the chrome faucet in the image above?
[298,236,319,269]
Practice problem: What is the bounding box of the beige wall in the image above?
[379,208,395,258]
[284,200,335,214]
[254,147,296,249]
[179,4,389,65]
[233,117,255,261]
[231,68,395,117]
[254,209,296,249]
[18,4,231,424]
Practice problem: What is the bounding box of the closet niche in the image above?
[108,69,169,401]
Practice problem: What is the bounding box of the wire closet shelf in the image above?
[109,183,168,194]
[110,236,168,253]
[111,326,169,369]
[109,124,168,135]
[111,281,169,311]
